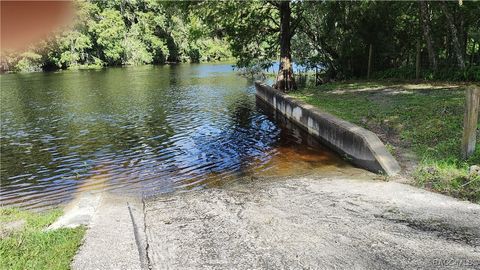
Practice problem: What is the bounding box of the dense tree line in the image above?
[0,0,232,72]
[194,0,479,85]
[1,0,479,83]
[294,1,480,81]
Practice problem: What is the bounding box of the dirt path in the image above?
[145,174,480,269]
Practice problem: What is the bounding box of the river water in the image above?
[1,64,350,209]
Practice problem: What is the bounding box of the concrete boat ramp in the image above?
[52,172,480,269]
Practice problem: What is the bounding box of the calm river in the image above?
[1,64,349,209]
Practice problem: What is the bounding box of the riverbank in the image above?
[0,208,85,269]
[290,81,480,203]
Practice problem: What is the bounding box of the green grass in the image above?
[0,208,85,270]
[291,81,480,203]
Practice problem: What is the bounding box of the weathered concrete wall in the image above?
[255,82,401,176]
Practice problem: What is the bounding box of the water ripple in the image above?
[0,64,348,209]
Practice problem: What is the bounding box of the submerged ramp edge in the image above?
[255,81,401,176]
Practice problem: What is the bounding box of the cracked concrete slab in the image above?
[71,193,147,270]
[145,176,480,270]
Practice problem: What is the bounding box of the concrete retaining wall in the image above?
[255,82,401,176]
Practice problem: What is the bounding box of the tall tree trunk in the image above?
[418,1,437,71]
[470,41,476,67]
[456,3,468,60]
[440,1,466,69]
[274,1,296,92]
[477,42,480,65]
[416,41,421,79]
[367,44,373,79]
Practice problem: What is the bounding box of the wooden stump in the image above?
[462,85,480,159]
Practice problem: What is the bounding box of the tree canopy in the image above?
[1,0,232,72]
[194,0,479,82]
[291,1,480,80]
[1,0,479,82]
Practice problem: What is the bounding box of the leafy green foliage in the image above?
[13,52,43,72]
[58,30,92,67]
[195,0,281,68]
[3,1,478,79]
[2,0,232,72]
[294,1,480,80]
[414,162,479,203]
[93,9,127,65]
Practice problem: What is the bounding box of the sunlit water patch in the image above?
[1,64,350,209]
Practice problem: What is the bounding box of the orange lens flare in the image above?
[1,0,73,52]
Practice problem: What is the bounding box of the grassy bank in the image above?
[0,208,85,270]
[291,81,480,203]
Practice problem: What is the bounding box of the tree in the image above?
[198,0,302,91]
[296,1,409,79]
[91,9,127,65]
[419,1,438,70]
[270,1,297,91]
[58,30,92,67]
[439,1,466,69]
[294,1,478,81]
[1,0,233,71]
[2,0,478,81]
